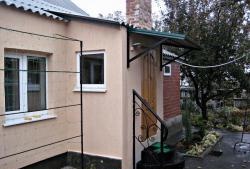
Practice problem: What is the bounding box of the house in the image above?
[0,0,200,169]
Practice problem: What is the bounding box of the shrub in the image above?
[182,110,192,144]
[186,131,220,156]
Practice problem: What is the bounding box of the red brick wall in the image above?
[163,62,181,119]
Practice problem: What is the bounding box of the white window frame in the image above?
[4,54,25,119]
[163,64,171,76]
[4,53,56,127]
[76,50,107,92]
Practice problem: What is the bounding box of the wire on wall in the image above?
[0,26,85,169]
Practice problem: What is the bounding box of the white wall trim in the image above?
[68,150,122,160]
[3,113,56,127]
[163,64,171,76]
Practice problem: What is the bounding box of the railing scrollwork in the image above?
[132,89,169,169]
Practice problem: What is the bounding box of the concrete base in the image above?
[21,152,121,169]
[165,115,183,137]
[67,152,121,169]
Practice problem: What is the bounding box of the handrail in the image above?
[132,89,169,169]
[133,90,167,128]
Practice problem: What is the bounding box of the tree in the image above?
[98,11,125,22]
[159,0,250,119]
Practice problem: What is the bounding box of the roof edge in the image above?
[49,11,124,26]
[128,27,186,40]
[37,11,202,50]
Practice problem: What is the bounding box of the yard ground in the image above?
[62,131,250,169]
[185,130,250,169]
[61,167,76,169]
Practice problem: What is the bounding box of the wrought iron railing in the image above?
[133,89,168,169]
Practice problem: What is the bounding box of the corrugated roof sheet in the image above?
[128,27,201,50]
[0,0,88,21]
[43,0,88,16]
[53,12,201,50]
[163,49,178,58]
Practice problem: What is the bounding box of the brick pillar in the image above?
[126,0,152,29]
[163,62,181,119]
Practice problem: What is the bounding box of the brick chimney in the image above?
[126,0,152,30]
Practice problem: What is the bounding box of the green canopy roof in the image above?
[128,27,201,50]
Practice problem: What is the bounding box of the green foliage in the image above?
[181,99,197,112]
[186,131,220,156]
[191,114,204,127]
[182,110,192,144]
[98,11,125,22]
[227,123,243,132]
[196,106,250,132]
[189,113,209,137]
[217,106,242,126]
[159,0,250,120]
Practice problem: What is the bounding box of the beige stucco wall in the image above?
[64,20,124,159]
[122,34,164,169]
[0,5,69,169]
[0,4,165,169]
[0,5,124,169]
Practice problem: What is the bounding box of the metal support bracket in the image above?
[127,37,168,68]
[161,49,192,70]
[160,44,163,71]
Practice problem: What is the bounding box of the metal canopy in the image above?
[128,27,201,50]
[127,27,202,69]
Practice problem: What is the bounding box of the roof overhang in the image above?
[47,12,201,50]
[48,11,123,26]
[127,27,202,69]
[128,27,201,50]
[33,11,202,70]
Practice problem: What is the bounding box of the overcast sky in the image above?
[71,0,165,17]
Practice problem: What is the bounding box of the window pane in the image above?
[27,57,46,111]
[165,65,170,74]
[4,58,20,111]
[80,53,104,84]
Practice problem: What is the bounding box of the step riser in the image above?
[141,151,176,163]
[137,160,185,169]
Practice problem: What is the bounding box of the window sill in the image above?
[3,114,57,127]
[73,87,107,93]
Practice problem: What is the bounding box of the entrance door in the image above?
[141,50,157,139]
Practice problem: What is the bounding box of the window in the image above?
[4,53,54,126]
[76,51,106,92]
[164,64,171,76]
[27,57,46,111]
[5,58,20,112]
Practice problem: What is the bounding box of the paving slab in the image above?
[185,131,250,169]
[61,166,76,169]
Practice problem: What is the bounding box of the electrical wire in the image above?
[0,68,79,74]
[0,26,80,42]
[0,104,81,117]
[0,135,81,160]
[0,26,84,165]
[169,55,247,69]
